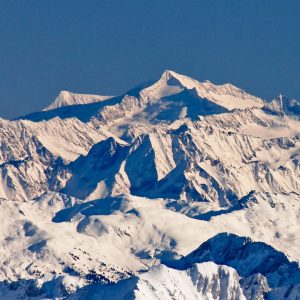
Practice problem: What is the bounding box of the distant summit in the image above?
[25,70,264,126]
[44,90,113,111]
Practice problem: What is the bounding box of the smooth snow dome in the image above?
[0,70,300,299]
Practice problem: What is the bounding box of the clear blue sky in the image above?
[1,0,300,119]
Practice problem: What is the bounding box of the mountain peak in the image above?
[44,90,113,111]
[159,69,198,88]
[138,70,264,111]
[161,69,178,78]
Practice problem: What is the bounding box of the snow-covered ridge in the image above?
[44,91,113,111]
[71,262,246,300]
[24,70,265,128]
[0,117,119,201]
[54,122,300,205]
[92,70,265,140]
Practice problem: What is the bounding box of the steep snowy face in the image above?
[174,233,300,298]
[62,137,130,199]
[60,120,300,206]
[0,117,113,164]
[71,262,245,300]
[0,117,117,200]
[44,91,113,111]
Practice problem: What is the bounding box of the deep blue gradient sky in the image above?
[1,0,300,119]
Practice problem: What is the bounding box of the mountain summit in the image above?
[44,90,114,111]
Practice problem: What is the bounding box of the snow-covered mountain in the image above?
[1,70,300,299]
[44,91,114,111]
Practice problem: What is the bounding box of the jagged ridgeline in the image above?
[0,70,299,299]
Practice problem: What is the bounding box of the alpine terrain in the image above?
[0,70,300,299]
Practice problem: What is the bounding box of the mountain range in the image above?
[0,70,299,299]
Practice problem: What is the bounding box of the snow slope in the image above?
[0,192,299,299]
